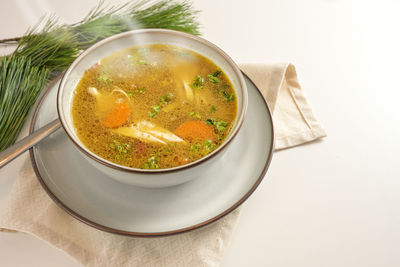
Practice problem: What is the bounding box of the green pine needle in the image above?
[0,56,49,151]
[0,0,201,152]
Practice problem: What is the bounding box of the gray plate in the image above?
[29,74,274,236]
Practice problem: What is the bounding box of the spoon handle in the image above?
[0,119,61,169]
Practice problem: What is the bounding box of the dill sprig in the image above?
[0,0,201,151]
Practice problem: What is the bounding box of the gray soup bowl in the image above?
[57,29,248,188]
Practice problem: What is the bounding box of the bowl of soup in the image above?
[57,29,247,188]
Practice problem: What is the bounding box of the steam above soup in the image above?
[72,44,237,169]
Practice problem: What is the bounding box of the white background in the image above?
[1,0,400,266]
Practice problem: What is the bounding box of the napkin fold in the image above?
[0,63,326,266]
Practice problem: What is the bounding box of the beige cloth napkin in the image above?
[0,63,326,266]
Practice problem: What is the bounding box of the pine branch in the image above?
[0,56,49,151]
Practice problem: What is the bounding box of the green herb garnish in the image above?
[148,105,161,117]
[190,75,204,89]
[109,140,130,159]
[189,111,202,119]
[148,93,173,118]
[144,156,159,169]
[222,91,234,102]
[190,143,201,153]
[204,140,215,151]
[128,86,146,97]
[208,74,220,83]
[212,70,222,77]
[206,118,215,125]
[153,105,161,112]
[160,93,173,104]
[215,120,228,132]
[205,118,228,132]
[210,105,217,113]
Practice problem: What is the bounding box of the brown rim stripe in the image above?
[29,71,274,238]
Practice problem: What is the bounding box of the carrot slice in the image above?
[101,100,130,128]
[174,121,215,141]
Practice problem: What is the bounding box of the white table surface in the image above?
[1,0,400,266]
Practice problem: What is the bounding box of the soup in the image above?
[72,44,237,169]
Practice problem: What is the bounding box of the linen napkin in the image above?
[0,63,326,266]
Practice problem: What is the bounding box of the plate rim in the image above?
[28,71,275,237]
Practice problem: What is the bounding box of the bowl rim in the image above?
[57,28,248,174]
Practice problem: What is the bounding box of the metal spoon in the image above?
[0,119,61,168]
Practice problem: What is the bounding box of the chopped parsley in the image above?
[205,118,228,132]
[148,105,161,117]
[128,87,146,97]
[222,91,234,102]
[215,120,228,132]
[148,93,174,118]
[144,156,159,169]
[204,140,215,151]
[210,105,217,113]
[212,70,222,77]
[189,111,202,119]
[206,118,214,125]
[144,151,160,169]
[160,93,173,104]
[190,143,201,153]
[109,140,130,159]
[208,74,220,83]
[190,75,204,89]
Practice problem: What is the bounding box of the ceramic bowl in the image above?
[57,29,248,188]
